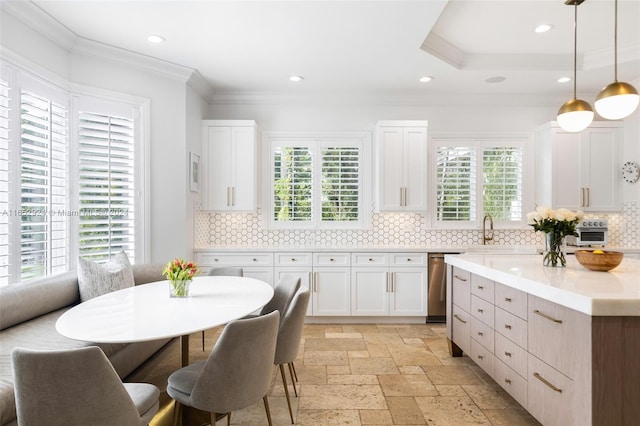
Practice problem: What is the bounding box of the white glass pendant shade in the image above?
[557,98,594,132]
[595,81,640,120]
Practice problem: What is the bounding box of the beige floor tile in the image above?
[327,365,351,375]
[359,409,393,425]
[349,350,370,358]
[402,338,426,345]
[421,365,484,385]
[434,384,467,397]
[482,407,541,426]
[378,374,438,397]
[297,409,361,425]
[362,332,405,345]
[414,395,491,426]
[385,396,427,425]
[299,384,387,410]
[328,374,379,385]
[350,357,400,375]
[397,327,439,339]
[398,366,424,375]
[296,364,328,384]
[367,343,392,358]
[304,350,349,366]
[326,332,363,339]
[306,337,368,351]
[461,384,516,410]
[388,344,442,366]
[342,324,383,333]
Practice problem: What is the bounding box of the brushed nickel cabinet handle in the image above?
[252,258,257,262]
[477,355,484,360]
[533,309,563,324]
[231,187,235,206]
[400,187,404,206]
[386,272,390,292]
[453,314,467,324]
[504,379,512,385]
[533,372,563,393]
[453,275,467,282]
[505,351,512,357]
[226,187,231,206]
[580,188,584,207]
[369,258,373,261]
[477,285,484,290]
[504,297,512,302]
[504,324,512,330]
[586,188,590,207]
[477,309,484,313]
[477,332,484,336]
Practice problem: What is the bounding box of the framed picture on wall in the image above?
[189,152,201,192]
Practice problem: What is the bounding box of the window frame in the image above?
[429,134,533,230]
[262,131,371,230]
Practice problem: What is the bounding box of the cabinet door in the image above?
[230,126,256,211]
[551,129,581,211]
[204,126,233,210]
[582,127,620,211]
[243,267,274,287]
[403,127,427,211]
[275,267,312,316]
[377,127,404,210]
[389,267,427,316]
[312,267,350,316]
[351,268,389,316]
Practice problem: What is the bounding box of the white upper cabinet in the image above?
[535,122,622,212]
[375,121,428,211]
[202,120,257,211]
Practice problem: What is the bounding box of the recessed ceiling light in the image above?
[485,76,506,84]
[289,75,304,82]
[147,34,166,43]
[557,77,571,83]
[535,24,554,33]
[419,76,434,83]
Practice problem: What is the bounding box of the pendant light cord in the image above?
[572,2,578,100]
[614,0,618,81]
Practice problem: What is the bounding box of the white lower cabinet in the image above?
[351,253,427,316]
[195,252,274,285]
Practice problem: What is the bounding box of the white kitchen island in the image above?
[445,253,640,426]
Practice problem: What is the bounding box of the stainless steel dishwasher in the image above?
[427,253,457,323]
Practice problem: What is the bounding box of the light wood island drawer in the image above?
[495,331,527,379]
[528,353,578,426]
[471,317,494,352]
[495,306,528,349]
[495,283,528,319]
[452,267,471,312]
[471,294,494,328]
[471,275,494,303]
[452,304,471,355]
[494,358,527,409]
[470,338,495,378]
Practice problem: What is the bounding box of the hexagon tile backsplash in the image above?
[194,201,639,249]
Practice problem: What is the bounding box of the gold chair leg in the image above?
[291,361,298,382]
[263,396,273,426]
[172,401,181,426]
[202,330,205,351]
[279,364,294,424]
[227,412,231,426]
[288,363,298,397]
[210,412,217,426]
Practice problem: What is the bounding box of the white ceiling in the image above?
[19,0,640,103]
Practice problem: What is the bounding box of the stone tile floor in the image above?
[130,323,540,425]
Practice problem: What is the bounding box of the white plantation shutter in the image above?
[20,89,68,280]
[0,78,10,284]
[320,146,360,222]
[78,111,135,261]
[483,147,523,221]
[273,145,313,222]
[436,146,477,222]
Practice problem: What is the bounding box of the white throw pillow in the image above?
[77,251,134,302]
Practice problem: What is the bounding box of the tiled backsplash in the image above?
[195,201,639,249]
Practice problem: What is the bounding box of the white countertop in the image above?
[445,254,640,316]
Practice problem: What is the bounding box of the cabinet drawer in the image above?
[451,304,471,355]
[471,295,494,328]
[495,307,528,350]
[494,358,527,409]
[351,253,389,266]
[495,332,527,379]
[495,283,527,319]
[313,253,350,266]
[196,252,273,267]
[275,252,313,266]
[452,267,471,312]
[390,253,426,266]
[471,275,494,303]
[471,317,494,352]
[528,354,576,426]
[528,295,589,379]
[470,338,494,378]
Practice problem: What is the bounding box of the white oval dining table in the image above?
[56,276,274,367]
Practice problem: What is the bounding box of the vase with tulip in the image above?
[163,258,199,297]
[527,206,583,267]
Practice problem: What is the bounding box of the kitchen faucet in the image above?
[482,214,494,245]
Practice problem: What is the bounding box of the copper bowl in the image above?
[574,250,624,272]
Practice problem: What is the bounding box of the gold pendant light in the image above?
[594,0,639,120]
[557,0,594,133]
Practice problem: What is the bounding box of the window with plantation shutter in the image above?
[433,138,525,227]
[0,77,10,285]
[78,111,135,262]
[268,132,369,229]
[20,89,69,281]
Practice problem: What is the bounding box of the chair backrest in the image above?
[260,274,301,316]
[190,310,280,413]
[207,266,244,277]
[274,289,310,365]
[12,346,143,426]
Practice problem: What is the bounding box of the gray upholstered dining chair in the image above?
[167,310,280,426]
[274,288,310,424]
[12,346,160,426]
[261,274,301,317]
[202,266,244,350]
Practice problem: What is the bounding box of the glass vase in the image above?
[169,279,191,297]
[543,231,566,267]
